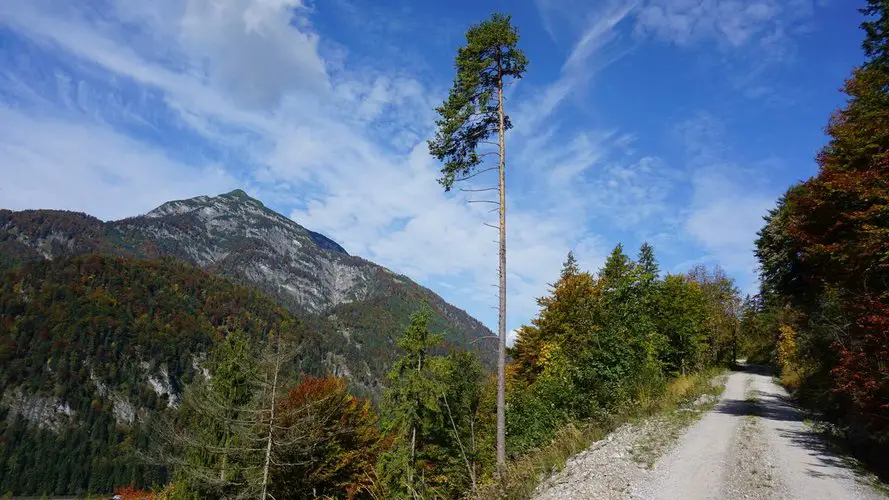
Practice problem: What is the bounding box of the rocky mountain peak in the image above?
[142,190,348,256]
[146,189,265,219]
[222,188,250,199]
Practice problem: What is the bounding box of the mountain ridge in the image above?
[0,191,496,394]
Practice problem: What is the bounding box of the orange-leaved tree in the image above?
[269,375,382,499]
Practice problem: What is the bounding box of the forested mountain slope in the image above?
[0,190,495,392]
[0,255,313,494]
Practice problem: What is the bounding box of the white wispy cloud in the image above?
[634,0,816,50]
[676,113,781,293]
[630,0,825,103]
[0,0,823,333]
[0,106,236,220]
[0,0,635,335]
[518,0,638,132]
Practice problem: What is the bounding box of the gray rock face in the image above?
[114,190,378,314]
[0,389,74,431]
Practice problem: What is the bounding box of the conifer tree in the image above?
[428,12,528,469]
[379,308,445,497]
[637,242,659,281]
[439,350,491,495]
[154,326,302,499]
[159,327,263,497]
[600,244,634,289]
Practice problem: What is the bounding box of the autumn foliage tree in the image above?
[751,0,889,447]
[507,244,740,454]
[269,376,382,499]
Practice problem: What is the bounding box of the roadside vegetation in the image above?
[739,0,889,481]
[85,240,741,499]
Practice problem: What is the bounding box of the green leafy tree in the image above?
[379,308,446,498]
[656,276,708,374]
[428,12,528,469]
[686,265,741,364]
[588,245,660,407]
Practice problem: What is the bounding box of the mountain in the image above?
[0,190,495,394]
[0,255,315,494]
[0,191,495,495]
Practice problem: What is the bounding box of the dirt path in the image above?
[534,365,886,500]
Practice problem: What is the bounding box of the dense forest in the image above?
[0,255,316,495]
[0,192,498,395]
[740,0,889,475]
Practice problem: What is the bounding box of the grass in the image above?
[474,420,614,499]
[778,369,804,392]
[630,369,727,468]
[475,368,727,499]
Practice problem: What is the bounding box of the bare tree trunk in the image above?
[496,61,507,472]
[409,426,416,496]
[470,417,477,484]
[443,394,477,490]
[409,345,423,495]
[260,350,281,499]
[220,434,228,483]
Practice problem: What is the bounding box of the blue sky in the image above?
[0,0,868,340]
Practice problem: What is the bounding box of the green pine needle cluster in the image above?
[429,13,527,191]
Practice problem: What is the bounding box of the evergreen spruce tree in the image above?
[439,350,491,495]
[561,250,580,278]
[600,244,634,289]
[637,242,659,281]
[379,308,445,498]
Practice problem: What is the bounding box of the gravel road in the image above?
[534,365,886,500]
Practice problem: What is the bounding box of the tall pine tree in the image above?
[428,12,528,469]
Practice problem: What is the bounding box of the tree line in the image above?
[740,0,889,474]
[121,241,739,499]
